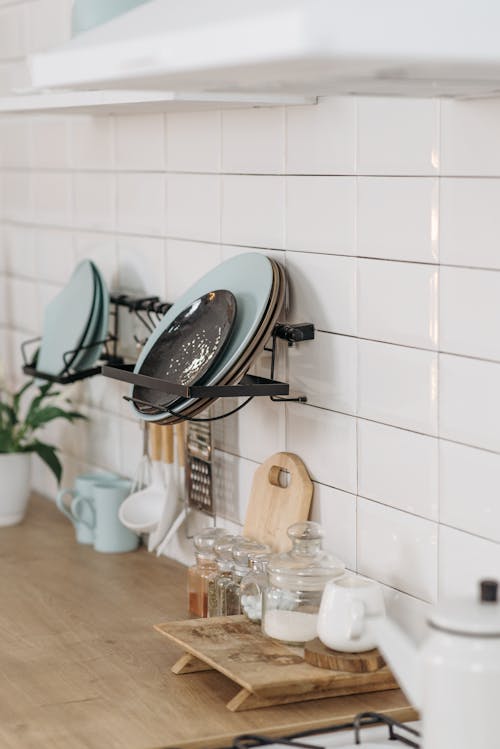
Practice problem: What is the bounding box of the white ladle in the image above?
[119,423,165,534]
[148,425,178,552]
[156,423,186,556]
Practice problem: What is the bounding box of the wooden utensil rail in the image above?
[21,293,315,420]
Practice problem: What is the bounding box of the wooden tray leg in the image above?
[172,652,214,675]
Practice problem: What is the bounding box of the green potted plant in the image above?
[0,380,85,526]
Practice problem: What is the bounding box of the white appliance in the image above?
[29,0,500,97]
[373,579,500,749]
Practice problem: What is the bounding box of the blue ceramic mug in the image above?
[73,479,139,553]
[56,472,119,544]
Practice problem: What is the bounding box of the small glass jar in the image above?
[187,527,227,618]
[240,551,270,623]
[224,540,270,616]
[207,534,239,617]
[262,521,345,645]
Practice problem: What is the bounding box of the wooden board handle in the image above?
[162,426,174,465]
[175,423,186,469]
[150,423,162,462]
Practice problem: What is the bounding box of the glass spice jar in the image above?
[262,521,345,645]
[187,527,227,618]
[207,534,240,617]
[240,551,270,623]
[224,540,271,616]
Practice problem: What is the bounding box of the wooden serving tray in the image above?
[154,615,399,712]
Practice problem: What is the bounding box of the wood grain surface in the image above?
[0,495,416,749]
[304,638,386,673]
[155,617,398,710]
[242,452,313,551]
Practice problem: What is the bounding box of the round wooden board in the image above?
[304,638,386,673]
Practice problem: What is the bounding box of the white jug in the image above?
[372,579,500,749]
[317,574,385,652]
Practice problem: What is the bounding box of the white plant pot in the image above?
[0,453,31,526]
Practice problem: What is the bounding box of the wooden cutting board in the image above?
[154,616,399,712]
[243,452,313,552]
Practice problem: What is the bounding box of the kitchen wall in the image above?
[2,0,500,640]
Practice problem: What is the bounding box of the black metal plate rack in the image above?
[21,292,315,420]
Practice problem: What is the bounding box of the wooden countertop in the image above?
[0,495,415,749]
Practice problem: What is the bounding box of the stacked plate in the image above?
[36,259,109,380]
[131,253,286,424]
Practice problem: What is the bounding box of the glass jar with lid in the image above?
[240,551,270,623]
[223,540,271,616]
[206,534,240,617]
[187,527,227,618]
[262,521,345,645]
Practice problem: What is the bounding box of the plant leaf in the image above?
[0,401,17,427]
[28,441,62,484]
[25,406,86,430]
[12,379,33,413]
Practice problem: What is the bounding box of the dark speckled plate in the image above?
[133,290,237,414]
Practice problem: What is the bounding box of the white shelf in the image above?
[0,89,315,115]
[27,0,500,100]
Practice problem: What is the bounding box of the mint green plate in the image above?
[74,263,109,371]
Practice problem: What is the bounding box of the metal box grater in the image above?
[185,418,214,517]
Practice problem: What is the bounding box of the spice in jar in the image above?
[224,539,271,616]
[240,551,270,623]
[207,534,241,617]
[187,527,227,617]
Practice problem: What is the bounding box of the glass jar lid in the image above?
[214,534,243,571]
[267,521,345,590]
[232,539,271,570]
[193,527,228,559]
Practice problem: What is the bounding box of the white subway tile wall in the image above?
[2,0,500,633]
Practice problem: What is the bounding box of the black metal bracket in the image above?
[20,291,315,418]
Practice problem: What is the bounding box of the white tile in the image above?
[34,229,74,284]
[0,116,31,167]
[440,266,500,361]
[119,417,143,480]
[213,395,286,464]
[286,251,356,336]
[2,171,32,223]
[74,232,118,288]
[221,175,284,249]
[116,173,165,236]
[358,420,438,520]
[0,276,7,325]
[213,451,255,526]
[441,98,500,176]
[27,0,71,53]
[286,403,357,494]
[358,258,438,349]
[285,176,356,254]
[117,236,166,298]
[0,6,26,59]
[3,226,36,278]
[310,483,356,571]
[357,177,438,263]
[440,354,500,452]
[74,172,114,231]
[8,278,38,332]
[33,172,72,227]
[70,116,114,170]
[166,110,221,172]
[381,585,430,644]
[286,96,356,175]
[115,113,165,171]
[440,179,500,270]
[288,331,357,414]
[439,525,500,599]
[357,97,439,175]
[440,440,500,543]
[358,340,438,435]
[165,240,221,301]
[222,107,284,174]
[81,406,122,474]
[357,497,438,602]
[166,173,220,243]
[31,115,70,169]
